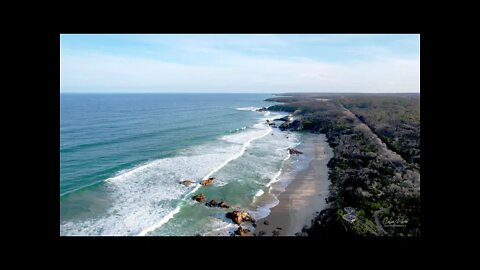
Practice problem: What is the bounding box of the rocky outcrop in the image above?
[288,148,303,155]
[256,107,268,112]
[200,177,215,186]
[289,119,301,130]
[205,200,218,207]
[179,180,195,186]
[205,200,230,208]
[218,201,230,208]
[234,226,250,236]
[192,193,206,202]
[274,116,290,122]
[279,119,301,131]
[225,210,254,225]
[263,220,269,225]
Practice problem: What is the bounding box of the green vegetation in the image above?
[342,96,420,167]
[267,93,420,237]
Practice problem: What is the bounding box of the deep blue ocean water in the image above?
[60,93,305,236]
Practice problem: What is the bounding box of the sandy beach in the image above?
[255,133,333,236]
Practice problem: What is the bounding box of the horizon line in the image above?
[60,91,420,94]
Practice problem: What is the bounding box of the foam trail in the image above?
[265,140,301,188]
[266,152,291,187]
[236,107,259,111]
[231,126,247,132]
[105,160,155,183]
[137,206,181,236]
[60,180,105,197]
[184,127,272,196]
[205,128,271,179]
[137,125,272,236]
[252,189,265,204]
[250,197,280,219]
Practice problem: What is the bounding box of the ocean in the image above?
[60,93,306,236]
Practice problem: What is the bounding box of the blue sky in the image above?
[60,34,420,93]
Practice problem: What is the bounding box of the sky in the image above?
[60,34,420,93]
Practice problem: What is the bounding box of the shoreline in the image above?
[254,133,333,236]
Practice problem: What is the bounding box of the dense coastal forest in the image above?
[266,93,420,237]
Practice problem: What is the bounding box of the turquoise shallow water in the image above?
[60,93,302,236]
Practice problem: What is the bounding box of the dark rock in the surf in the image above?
[258,230,266,236]
[205,200,218,207]
[205,200,230,208]
[288,148,303,155]
[200,177,215,186]
[226,210,253,225]
[218,201,230,208]
[279,119,301,131]
[274,116,290,122]
[295,232,308,237]
[264,220,269,225]
[289,120,301,130]
[252,223,257,228]
[192,193,206,202]
[279,122,289,131]
[179,180,195,186]
[272,230,280,236]
[277,227,282,230]
[234,226,251,236]
[256,107,268,112]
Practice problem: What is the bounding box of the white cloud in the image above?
[60,50,419,93]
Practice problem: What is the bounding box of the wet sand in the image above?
[255,134,333,236]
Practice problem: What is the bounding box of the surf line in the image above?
[137,125,273,236]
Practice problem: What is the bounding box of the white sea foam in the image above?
[252,122,264,129]
[205,129,272,180]
[132,125,273,236]
[61,109,295,236]
[250,196,280,220]
[221,126,271,145]
[231,126,247,133]
[61,151,236,236]
[201,217,239,236]
[236,107,259,111]
[266,151,292,187]
[138,206,181,236]
[255,189,264,197]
